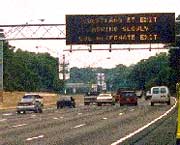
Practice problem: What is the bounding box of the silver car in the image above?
[17,95,43,114]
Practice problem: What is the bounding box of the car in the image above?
[150,86,170,106]
[17,94,43,114]
[84,91,100,105]
[57,96,75,109]
[118,91,138,106]
[96,93,115,106]
[145,90,152,100]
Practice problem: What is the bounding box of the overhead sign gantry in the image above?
[66,13,175,45]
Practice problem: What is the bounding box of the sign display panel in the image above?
[66,13,175,44]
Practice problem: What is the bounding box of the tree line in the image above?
[3,42,63,92]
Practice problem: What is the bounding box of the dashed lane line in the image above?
[26,135,44,141]
[13,123,27,128]
[0,119,7,122]
[73,124,86,129]
[2,113,13,116]
[119,112,123,116]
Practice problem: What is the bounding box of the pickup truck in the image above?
[84,91,100,105]
[17,94,43,114]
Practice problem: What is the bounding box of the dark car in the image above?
[118,91,138,106]
[84,91,100,105]
[57,96,76,109]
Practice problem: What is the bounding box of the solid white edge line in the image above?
[111,97,177,145]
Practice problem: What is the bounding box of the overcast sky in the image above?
[1,0,180,68]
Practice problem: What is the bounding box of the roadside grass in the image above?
[1,92,84,109]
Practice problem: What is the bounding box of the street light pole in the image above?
[0,29,4,103]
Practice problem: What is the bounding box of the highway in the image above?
[0,98,176,145]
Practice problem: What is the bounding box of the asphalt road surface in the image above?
[0,98,177,145]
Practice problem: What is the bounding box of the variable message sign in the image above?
[66,13,175,45]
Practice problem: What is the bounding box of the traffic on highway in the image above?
[0,89,177,145]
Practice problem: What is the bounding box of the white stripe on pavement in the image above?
[3,113,13,116]
[119,113,123,116]
[53,117,59,120]
[26,135,44,141]
[0,119,7,122]
[111,98,177,145]
[73,124,86,129]
[13,123,27,128]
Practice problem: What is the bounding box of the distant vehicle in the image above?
[57,96,75,109]
[135,90,143,98]
[150,86,170,106]
[84,91,100,105]
[96,93,115,106]
[118,91,138,106]
[17,94,43,114]
[145,90,152,100]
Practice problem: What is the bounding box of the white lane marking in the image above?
[103,117,108,120]
[31,115,36,117]
[53,117,59,120]
[0,119,7,122]
[3,113,13,116]
[119,113,123,116]
[78,113,82,115]
[130,109,135,112]
[13,123,27,128]
[26,135,44,141]
[60,116,64,119]
[73,124,86,129]
[111,98,177,145]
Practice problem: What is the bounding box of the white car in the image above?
[150,86,170,106]
[96,93,115,106]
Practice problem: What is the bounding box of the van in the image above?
[150,86,170,106]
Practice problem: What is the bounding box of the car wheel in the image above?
[151,102,154,106]
[17,111,21,114]
[84,102,90,105]
[34,106,39,113]
[167,100,170,105]
[39,108,43,113]
[120,103,123,106]
[97,103,101,106]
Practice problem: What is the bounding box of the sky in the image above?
[0,0,180,68]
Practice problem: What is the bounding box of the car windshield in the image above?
[99,94,111,97]
[121,92,135,97]
[23,95,34,99]
[160,88,166,93]
[152,88,159,94]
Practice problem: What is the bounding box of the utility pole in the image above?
[0,29,4,103]
[59,54,70,94]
